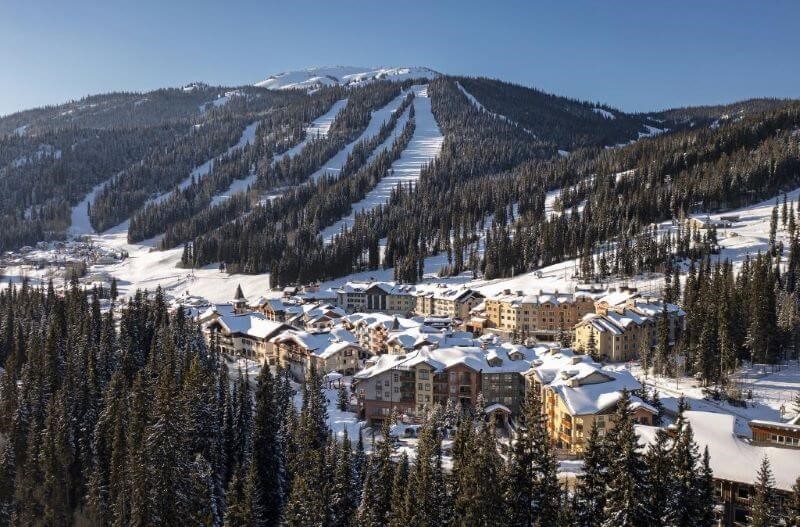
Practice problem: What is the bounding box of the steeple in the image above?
[233,284,247,313]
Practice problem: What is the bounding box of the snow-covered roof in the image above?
[204,311,289,340]
[270,328,359,359]
[627,298,686,318]
[336,280,417,296]
[638,411,800,491]
[355,343,537,380]
[596,289,639,307]
[548,367,644,415]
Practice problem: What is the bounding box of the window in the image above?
[737,486,749,499]
[419,370,429,380]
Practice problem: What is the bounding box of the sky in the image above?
[1,0,799,116]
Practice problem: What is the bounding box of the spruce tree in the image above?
[330,430,358,527]
[695,446,716,527]
[387,452,410,527]
[787,475,800,527]
[356,420,394,527]
[504,391,535,527]
[251,362,285,526]
[601,390,651,527]
[575,423,608,527]
[750,456,777,527]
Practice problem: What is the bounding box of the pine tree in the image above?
[644,428,672,524]
[504,391,535,527]
[455,410,504,526]
[602,390,651,527]
[387,452,410,527]
[356,420,394,527]
[787,475,800,527]
[750,456,777,527]
[695,446,716,527]
[251,363,285,526]
[574,422,608,527]
[223,464,255,527]
[667,421,702,525]
[330,430,358,527]
[587,330,599,361]
[337,382,349,412]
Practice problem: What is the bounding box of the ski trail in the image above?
[211,98,349,207]
[307,91,409,183]
[271,98,348,164]
[68,175,118,237]
[148,120,260,207]
[320,84,443,244]
[455,81,535,136]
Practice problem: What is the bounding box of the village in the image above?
[198,279,800,527]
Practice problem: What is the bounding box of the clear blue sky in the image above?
[1,0,798,116]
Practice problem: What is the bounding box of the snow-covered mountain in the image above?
[254,66,439,91]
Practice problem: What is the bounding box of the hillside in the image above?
[1,66,799,301]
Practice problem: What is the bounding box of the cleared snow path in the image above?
[455,81,535,136]
[149,120,260,207]
[320,85,443,243]
[308,91,409,183]
[210,98,351,207]
[272,98,348,164]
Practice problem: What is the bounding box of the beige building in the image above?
[414,286,484,320]
[525,348,655,452]
[483,289,599,339]
[573,296,685,362]
[270,328,363,380]
[200,305,293,363]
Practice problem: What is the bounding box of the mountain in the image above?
[254,65,439,91]
[1,65,798,297]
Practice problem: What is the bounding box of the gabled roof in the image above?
[270,328,360,359]
[204,311,290,340]
[548,367,643,415]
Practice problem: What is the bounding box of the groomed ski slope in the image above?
[455,81,535,136]
[67,120,261,237]
[272,98,348,163]
[149,120,261,207]
[307,91,410,183]
[321,85,444,243]
[211,98,350,206]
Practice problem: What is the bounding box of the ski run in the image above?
[321,84,444,243]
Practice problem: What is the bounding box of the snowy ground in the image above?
[628,360,800,437]
[321,84,444,243]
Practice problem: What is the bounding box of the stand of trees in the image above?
[1,283,798,525]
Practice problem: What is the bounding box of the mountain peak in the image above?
[254,65,439,91]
